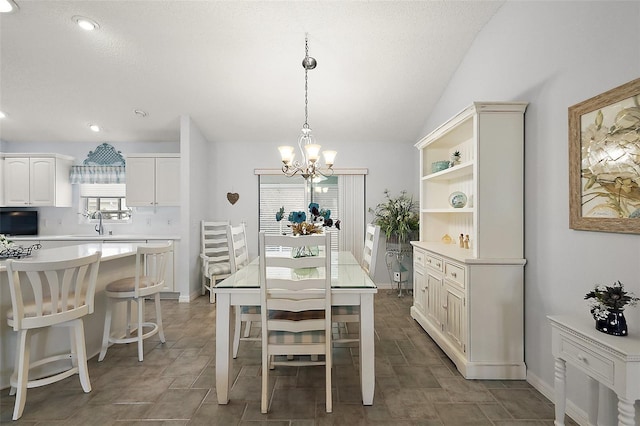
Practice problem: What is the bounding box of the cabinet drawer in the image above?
[425,254,443,272]
[559,337,614,385]
[413,248,426,268]
[444,261,465,288]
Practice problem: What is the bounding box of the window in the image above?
[83,197,131,221]
[258,175,340,252]
[79,183,131,222]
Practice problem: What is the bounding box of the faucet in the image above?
[93,211,104,235]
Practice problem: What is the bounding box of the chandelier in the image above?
[278,34,336,180]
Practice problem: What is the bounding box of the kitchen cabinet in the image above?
[2,154,73,207]
[125,154,180,207]
[411,102,527,379]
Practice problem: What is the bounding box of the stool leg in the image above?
[69,326,78,368]
[126,299,133,338]
[154,292,165,343]
[12,329,30,420]
[137,298,144,362]
[73,319,92,393]
[99,297,113,362]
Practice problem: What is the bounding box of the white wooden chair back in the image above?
[6,252,102,331]
[201,220,232,302]
[134,243,172,297]
[258,231,333,413]
[227,223,249,273]
[201,220,231,264]
[362,223,380,279]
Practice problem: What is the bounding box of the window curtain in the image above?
[338,174,366,263]
[70,165,126,184]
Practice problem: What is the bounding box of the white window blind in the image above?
[79,183,126,197]
[257,172,365,254]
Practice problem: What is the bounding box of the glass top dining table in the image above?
[213,250,377,405]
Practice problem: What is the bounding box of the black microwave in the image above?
[0,210,39,236]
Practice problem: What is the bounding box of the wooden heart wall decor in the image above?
[227,192,239,205]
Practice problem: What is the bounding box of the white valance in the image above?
[70,165,126,184]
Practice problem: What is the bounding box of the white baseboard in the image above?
[526,370,588,426]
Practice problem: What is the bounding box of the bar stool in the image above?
[5,251,102,420]
[98,242,172,362]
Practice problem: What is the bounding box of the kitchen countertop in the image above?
[0,242,147,271]
[6,234,180,241]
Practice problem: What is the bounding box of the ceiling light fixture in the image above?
[89,124,101,132]
[133,109,148,117]
[0,0,18,14]
[72,15,99,31]
[0,111,7,119]
[278,34,336,180]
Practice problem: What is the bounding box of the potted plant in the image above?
[450,150,461,166]
[369,189,419,247]
[585,280,639,336]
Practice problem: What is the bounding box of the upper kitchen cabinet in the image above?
[2,154,74,207]
[125,154,180,207]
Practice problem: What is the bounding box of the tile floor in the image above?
[0,290,578,425]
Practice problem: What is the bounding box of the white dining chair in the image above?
[98,242,172,362]
[332,223,380,345]
[5,251,102,420]
[228,223,261,358]
[259,231,333,414]
[201,220,232,303]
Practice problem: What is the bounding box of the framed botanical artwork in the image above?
[569,78,640,234]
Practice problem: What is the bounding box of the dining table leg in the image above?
[215,292,233,404]
[359,293,375,405]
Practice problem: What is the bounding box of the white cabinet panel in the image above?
[3,155,72,207]
[126,155,180,207]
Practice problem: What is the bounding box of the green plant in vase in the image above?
[369,189,419,244]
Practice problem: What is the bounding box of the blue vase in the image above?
[595,310,628,336]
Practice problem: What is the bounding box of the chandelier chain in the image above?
[304,36,309,129]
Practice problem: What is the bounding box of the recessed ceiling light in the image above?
[72,15,99,31]
[0,0,19,14]
[0,111,7,119]
[133,109,148,118]
[89,124,101,132]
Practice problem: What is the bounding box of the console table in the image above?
[548,315,640,426]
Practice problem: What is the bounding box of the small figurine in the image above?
[464,235,470,249]
[459,234,464,248]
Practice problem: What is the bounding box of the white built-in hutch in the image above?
[411,102,528,379]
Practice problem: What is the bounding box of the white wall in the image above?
[420,2,640,425]
[207,139,416,285]
[180,116,211,302]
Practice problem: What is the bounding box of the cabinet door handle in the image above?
[421,286,426,292]
[577,354,587,363]
[442,304,448,310]
[451,272,457,278]
[436,263,441,268]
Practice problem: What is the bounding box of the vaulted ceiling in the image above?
[0,1,504,145]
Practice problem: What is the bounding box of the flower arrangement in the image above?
[585,280,639,320]
[1,234,14,250]
[369,189,419,243]
[276,203,340,236]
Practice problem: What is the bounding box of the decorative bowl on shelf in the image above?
[431,161,450,173]
[449,191,468,208]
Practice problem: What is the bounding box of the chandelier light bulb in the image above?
[322,150,337,166]
[304,144,321,163]
[278,146,295,165]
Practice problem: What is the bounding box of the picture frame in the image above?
[569,78,640,234]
